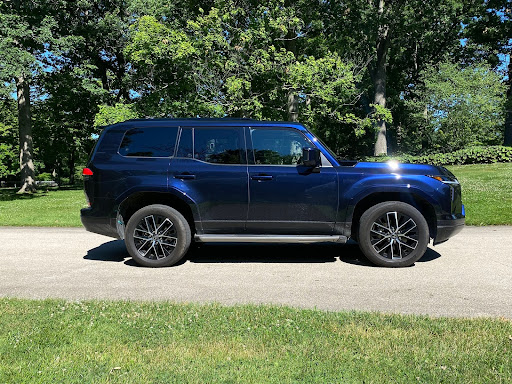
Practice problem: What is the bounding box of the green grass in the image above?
[1,162,511,227]
[0,299,510,383]
[0,187,85,227]
[447,163,512,226]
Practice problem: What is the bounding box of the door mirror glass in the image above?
[302,147,321,168]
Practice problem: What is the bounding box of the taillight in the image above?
[83,168,93,176]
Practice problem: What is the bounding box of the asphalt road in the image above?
[0,226,511,318]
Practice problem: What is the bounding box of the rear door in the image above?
[246,126,338,234]
[169,126,248,234]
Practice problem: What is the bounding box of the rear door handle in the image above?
[174,173,196,180]
[251,175,273,181]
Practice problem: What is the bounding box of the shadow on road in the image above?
[85,240,441,267]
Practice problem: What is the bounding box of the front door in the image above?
[246,127,338,234]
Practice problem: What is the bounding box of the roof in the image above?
[109,118,308,131]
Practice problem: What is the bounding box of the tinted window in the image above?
[250,128,313,165]
[176,127,243,164]
[119,126,178,157]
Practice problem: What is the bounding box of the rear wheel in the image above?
[125,204,191,267]
[358,201,429,267]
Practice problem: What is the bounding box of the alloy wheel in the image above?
[133,214,178,260]
[369,211,419,260]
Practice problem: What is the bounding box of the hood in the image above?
[353,161,454,178]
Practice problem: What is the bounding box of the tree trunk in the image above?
[69,149,75,185]
[504,58,512,146]
[287,91,299,122]
[373,0,390,156]
[284,0,298,122]
[16,75,36,194]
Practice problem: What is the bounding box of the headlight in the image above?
[426,175,459,185]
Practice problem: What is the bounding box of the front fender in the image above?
[340,174,445,223]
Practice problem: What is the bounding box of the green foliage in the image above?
[400,62,507,153]
[365,146,512,166]
[94,103,140,128]
[0,0,510,176]
[0,122,18,178]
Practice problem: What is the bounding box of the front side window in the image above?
[250,128,313,165]
[176,127,244,164]
[119,126,178,157]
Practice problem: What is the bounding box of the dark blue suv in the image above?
[81,118,464,267]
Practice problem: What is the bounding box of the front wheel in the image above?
[358,202,429,267]
[125,204,191,267]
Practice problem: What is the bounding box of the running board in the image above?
[194,234,347,244]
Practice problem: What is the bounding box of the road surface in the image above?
[0,226,510,318]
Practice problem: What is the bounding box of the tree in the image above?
[464,0,512,145]
[401,62,506,153]
[125,0,369,154]
[0,0,75,192]
[324,0,484,155]
[0,90,18,179]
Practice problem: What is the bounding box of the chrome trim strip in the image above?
[195,234,347,244]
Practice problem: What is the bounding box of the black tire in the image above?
[125,204,191,267]
[358,201,429,267]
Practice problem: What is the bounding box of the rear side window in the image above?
[176,127,244,164]
[119,126,179,157]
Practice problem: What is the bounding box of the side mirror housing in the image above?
[302,147,321,168]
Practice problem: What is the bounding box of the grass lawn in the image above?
[0,298,510,383]
[0,187,85,227]
[447,163,512,226]
[0,162,511,227]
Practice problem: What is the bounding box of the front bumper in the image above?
[81,207,119,239]
[434,217,465,245]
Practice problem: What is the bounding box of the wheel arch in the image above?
[349,192,437,241]
[117,190,200,235]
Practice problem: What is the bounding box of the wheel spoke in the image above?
[371,235,390,248]
[397,218,414,232]
[399,234,418,245]
[155,218,173,234]
[399,241,417,250]
[134,235,150,241]
[373,222,390,232]
[158,243,167,259]
[394,241,403,259]
[144,216,153,233]
[137,239,151,253]
[135,228,152,236]
[375,241,392,254]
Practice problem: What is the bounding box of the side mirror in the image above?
[302,147,321,168]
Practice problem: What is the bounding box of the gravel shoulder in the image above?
[1,226,511,318]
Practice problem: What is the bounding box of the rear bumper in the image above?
[434,218,465,245]
[81,207,119,239]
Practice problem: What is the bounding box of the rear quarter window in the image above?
[119,126,179,157]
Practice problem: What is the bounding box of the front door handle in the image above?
[174,173,196,180]
[251,175,273,181]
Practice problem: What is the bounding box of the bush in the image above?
[364,146,512,166]
[36,172,54,181]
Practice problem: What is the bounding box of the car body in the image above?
[81,118,464,267]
